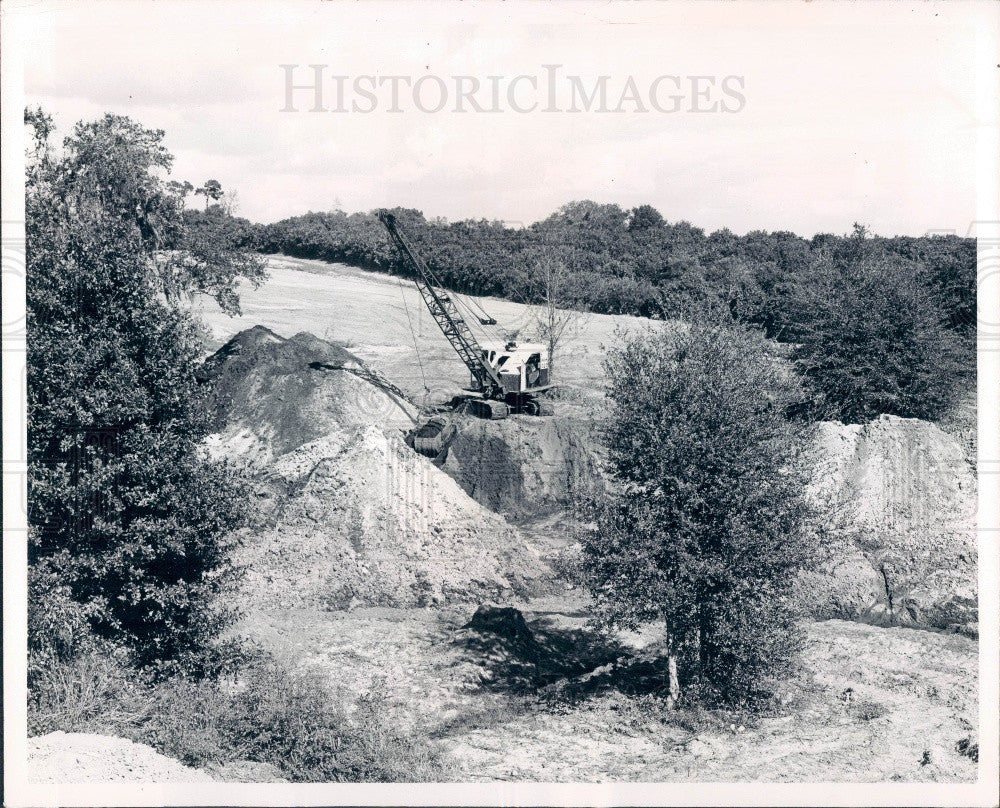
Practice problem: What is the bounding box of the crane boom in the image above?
[377,211,504,395]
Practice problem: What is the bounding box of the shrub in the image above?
[137,661,445,782]
[582,320,814,708]
[850,698,889,722]
[956,736,979,763]
[29,639,447,783]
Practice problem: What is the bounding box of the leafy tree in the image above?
[26,109,257,667]
[626,204,666,233]
[582,321,813,707]
[785,245,968,423]
[195,178,224,210]
[884,233,977,338]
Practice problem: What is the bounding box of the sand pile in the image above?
[204,328,550,608]
[28,732,213,782]
[799,415,977,634]
[241,424,547,608]
[438,413,605,519]
[201,326,417,469]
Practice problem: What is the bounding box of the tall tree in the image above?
[195,178,224,210]
[583,321,813,707]
[25,110,257,666]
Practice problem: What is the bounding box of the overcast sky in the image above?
[16,0,999,236]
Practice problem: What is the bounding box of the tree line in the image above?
[253,204,975,424]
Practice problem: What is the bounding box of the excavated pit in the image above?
[435,411,605,521]
[202,327,552,610]
[201,328,977,634]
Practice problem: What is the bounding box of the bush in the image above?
[582,320,814,708]
[141,661,445,782]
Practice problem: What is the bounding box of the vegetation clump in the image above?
[582,319,815,708]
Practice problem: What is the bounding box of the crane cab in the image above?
[477,340,550,394]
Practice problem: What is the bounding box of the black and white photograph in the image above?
[2,1,998,805]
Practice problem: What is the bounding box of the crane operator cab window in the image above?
[525,352,542,387]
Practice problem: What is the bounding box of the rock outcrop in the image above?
[799,415,978,634]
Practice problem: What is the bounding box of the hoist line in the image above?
[396,274,430,394]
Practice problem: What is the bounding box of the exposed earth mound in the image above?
[437,413,604,519]
[799,415,978,634]
[28,732,213,783]
[201,326,417,468]
[204,328,550,608]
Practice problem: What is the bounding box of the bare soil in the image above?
[193,255,651,403]
[28,732,214,783]
[240,597,978,783]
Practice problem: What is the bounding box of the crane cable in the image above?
[396,275,430,395]
[450,285,507,344]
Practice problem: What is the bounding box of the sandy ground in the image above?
[28,732,214,783]
[242,598,979,783]
[194,255,651,402]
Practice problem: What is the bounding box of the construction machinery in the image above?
[378,210,553,421]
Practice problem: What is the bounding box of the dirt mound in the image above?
[438,413,604,519]
[798,415,977,634]
[205,328,551,608]
[28,732,213,782]
[239,425,548,608]
[202,328,417,469]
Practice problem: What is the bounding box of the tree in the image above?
[582,321,813,707]
[627,204,666,233]
[784,246,968,423]
[522,254,591,381]
[26,109,256,667]
[195,178,224,210]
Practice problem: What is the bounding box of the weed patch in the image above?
[29,647,450,782]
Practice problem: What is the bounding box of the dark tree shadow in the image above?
[453,606,673,700]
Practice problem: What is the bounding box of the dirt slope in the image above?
[438,410,604,520]
[205,328,551,609]
[799,415,978,634]
[28,732,214,782]
[193,256,650,401]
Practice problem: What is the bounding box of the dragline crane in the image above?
[378,210,552,420]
